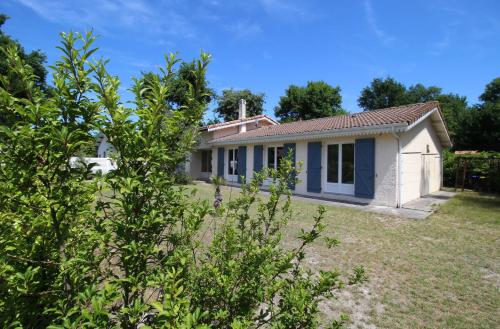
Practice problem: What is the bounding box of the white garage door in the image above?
[401,153,422,204]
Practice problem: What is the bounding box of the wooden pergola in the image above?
[454,151,500,192]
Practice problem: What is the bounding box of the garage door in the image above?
[401,153,422,204]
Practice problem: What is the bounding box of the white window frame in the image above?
[266,146,285,170]
[227,148,238,181]
[324,142,355,195]
[264,145,284,184]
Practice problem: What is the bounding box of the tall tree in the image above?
[436,93,468,142]
[479,77,500,103]
[357,77,407,111]
[458,77,500,151]
[406,83,442,103]
[0,14,49,98]
[357,78,471,145]
[407,83,469,143]
[214,88,265,121]
[140,59,214,111]
[274,81,344,122]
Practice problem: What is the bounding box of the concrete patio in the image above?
[195,181,457,220]
[290,190,456,220]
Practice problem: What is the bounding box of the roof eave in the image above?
[404,107,452,148]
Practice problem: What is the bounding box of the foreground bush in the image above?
[0,32,364,328]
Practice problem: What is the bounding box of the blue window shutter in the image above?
[253,145,263,174]
[237,146,247,183]
[307,142,322,193]
[283,143,296,190]
[355,138,375,198]
[217,147,224,177]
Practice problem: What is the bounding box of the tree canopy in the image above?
[214,88,265,121]
[357,77,468,144]
[457,77,500,151]
[479,77,500,103]
[274,81,345,122]
[139,59,214,111]
[357,76,500,151]
[0,14,48,98]
[357,77,407,111]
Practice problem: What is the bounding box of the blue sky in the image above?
[1,0,499,120]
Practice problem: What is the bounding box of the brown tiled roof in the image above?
[203,114,277,130]
[210,101,442,143]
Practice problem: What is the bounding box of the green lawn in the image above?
[189,182,500,329]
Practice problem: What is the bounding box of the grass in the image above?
[189,182,500,329]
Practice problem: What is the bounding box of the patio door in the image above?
[325,143,355,195]
[227,148,238,181]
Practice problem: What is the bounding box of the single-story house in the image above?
[187,100,451,207]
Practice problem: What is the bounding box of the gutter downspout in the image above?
[392,127,402,208]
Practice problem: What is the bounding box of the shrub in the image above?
[0,32,365,328]
[174,171,193,185]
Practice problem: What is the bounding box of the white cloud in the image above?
[428,20,461,56]
[363,0,395,45]
[15,0,195,38]
[227,20,262,39]
[258,0,311,20]
[14,0,317,42]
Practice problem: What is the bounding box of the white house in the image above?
[96,133,116,158]
[81,133,117,174]
[187,100,451,208]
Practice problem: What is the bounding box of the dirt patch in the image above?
[319,281,381,329]
[480,267,500,290]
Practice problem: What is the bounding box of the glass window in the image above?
[342,144,354,184]
[234,149,238,175]
[276,146,284,169]
[267,147,275,169]
[228,149,238,175]
[267,146,285,172]
[201,150,212,172]
[327,144,339,183]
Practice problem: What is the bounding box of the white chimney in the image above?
[238,99,247,133]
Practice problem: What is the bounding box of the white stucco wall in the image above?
[246,144,255,180]
[211,134,399,207]
[291,135,398,207]
[188,150,213,181]
[211,146,218,178]
[400,117,443,204]
[189,151,202,179]
[373,135,399,206]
